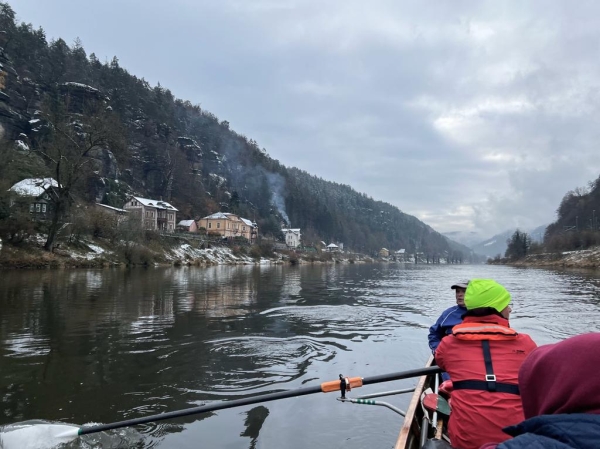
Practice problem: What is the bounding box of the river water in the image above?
[1,263,600,448]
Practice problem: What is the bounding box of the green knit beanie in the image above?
[464,279,511,312]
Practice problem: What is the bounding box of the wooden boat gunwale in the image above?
[394,355,440,449]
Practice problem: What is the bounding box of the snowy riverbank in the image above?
[491,246,600,269]
[0,235,375,269]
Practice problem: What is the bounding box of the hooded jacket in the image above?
[479,332,600,449]
[436,313,536,449]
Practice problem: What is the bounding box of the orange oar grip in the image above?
[320,377,363,393]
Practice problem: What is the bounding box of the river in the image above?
[1,263,599,448]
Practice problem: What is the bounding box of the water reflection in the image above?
[240,406,269,449]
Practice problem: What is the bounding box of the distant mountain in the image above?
[442,230,485,248]
[528,224,547,243]
[442,236,486,263]
[471,225,548,258]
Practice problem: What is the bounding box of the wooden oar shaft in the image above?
[78,365,441,436]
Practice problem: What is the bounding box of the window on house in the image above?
[29,204,34,212]
[217,222,221,229]
[42,204,47,213]
[243,226,246,231]
[208,222,212,229]
[43,193,49,200]
[36,204,41,212]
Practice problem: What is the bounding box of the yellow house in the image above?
[199,212,258,243]
[379,248,390,258]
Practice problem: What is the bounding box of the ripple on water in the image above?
[260,304,422,338]
[199,335,341,395]
[3,332,50,358]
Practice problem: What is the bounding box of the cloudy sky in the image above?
[14,0,600,239]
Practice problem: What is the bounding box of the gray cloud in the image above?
[15,0,600,238]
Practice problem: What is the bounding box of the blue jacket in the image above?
[496,414,600,449]
[428,305,466,352]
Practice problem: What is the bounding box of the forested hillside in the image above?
[0,2,469,258]
[544,176,600,251]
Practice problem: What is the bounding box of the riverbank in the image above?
[489,246,600,269]
[0,234,375,269]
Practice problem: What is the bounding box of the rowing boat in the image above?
[394,355,449,449]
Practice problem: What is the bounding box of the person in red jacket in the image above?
[435,279,537,449]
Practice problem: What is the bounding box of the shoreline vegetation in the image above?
[0,233,380,269]
[488,246,600,270]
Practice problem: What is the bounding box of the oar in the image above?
[422,393,451,416]
[58,365,441,439]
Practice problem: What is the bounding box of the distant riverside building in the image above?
[379,248,389,258]
[8,178,59,221]
[123,196,178,232]
[199,212,258,243]
[282,228,301,248]
[327,243,340,252]
[395,249,406,261]
[176,219,198,233]
[94,203,128,224]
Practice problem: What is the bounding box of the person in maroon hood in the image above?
[480,332,600,449]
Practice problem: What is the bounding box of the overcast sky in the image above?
[14,0,600,239]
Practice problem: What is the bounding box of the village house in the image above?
[123,196,178,232]
[8,178,59,220]
[379,248,390,258]
[198,212,258,243]
[176,219,198,233]
[281,228,301,248]
[327,243,340,252]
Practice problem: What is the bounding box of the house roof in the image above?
[240,217,257,227]
[327,243,339,248]
[131,196,178,211]
[396,249,406,254]
[282,228,301,234]
[177,220,195,227]
[202,212,232,220]
[9,178,58,197]
[96,203,128,213]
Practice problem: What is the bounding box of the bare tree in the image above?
[34,101,124,250]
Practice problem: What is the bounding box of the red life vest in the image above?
[451,321,520,395]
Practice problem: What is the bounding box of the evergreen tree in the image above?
[505,230,530,260]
